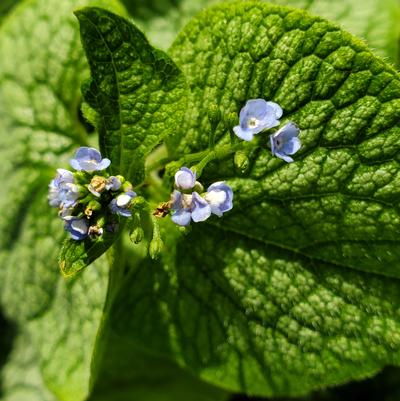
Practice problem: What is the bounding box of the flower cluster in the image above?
[233,99,301,162]
[170,167,233,226]
[48,147,135,240]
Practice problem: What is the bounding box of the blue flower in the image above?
[48,169,80,208]
[270,122,301,163]
[106,176,122,191]
[64,217,89,240]
[70,147,111,172]
[171,191,211,226]
[204,182,233,217]
[233,99,283,141]
[109,190,136,217]
[175,167,196,190]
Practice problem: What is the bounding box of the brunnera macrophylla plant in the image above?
[2,1,400,401]
[49,99,300,257]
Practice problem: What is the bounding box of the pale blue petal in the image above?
[233,125,254,141]
[171,209,191,226]
[242,99,269,121]
[275,151,294,163]
[283,137,301,155]
[266,101,283,119]
[175,167,196,190]
[191,192,211,222]
[96,158,111,170]
[69,158,82,170]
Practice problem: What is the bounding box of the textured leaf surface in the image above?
[59,232,117,277]
[1,331,57,401]
[0,0,124,400]
[110,225,400,396]
[119,0,400,66]
[272,0,400,65]
[169,2,400,278]
[77,7,187,183]
[108,2,400,396]
[121,0,221,50]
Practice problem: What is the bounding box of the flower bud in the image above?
[234,150,250,173]
[207,104,221,128]
[130,226,144,244]
[149,237,163,260]
[225,112,238,130]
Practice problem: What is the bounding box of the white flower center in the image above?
[181,194,193,208]
[248,117,259,129]
[116,194,131,207]
[205,190,226,206]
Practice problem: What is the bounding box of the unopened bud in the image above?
[225,112,238,130]
[115,175,125,184]
[149,237,163,260]
[234,150,250,173]
[122,181,133,192]
[207,104,221,128]
[130,226,144,244]
[149,215,163,259]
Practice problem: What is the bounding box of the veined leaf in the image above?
[108,2,400,396]
[169,2,400,278]
[119,0,400,67]
[0,0,125,400]
[76,7,187,183]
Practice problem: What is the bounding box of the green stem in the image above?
[192,140,255,178]
[160,135,258,182]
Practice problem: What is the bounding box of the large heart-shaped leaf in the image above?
[105,2,400,397]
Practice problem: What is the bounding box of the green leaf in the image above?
[169,2,400,278]
[88,332,229,401]
[109,2,400,397]
[271,0,400,67]
[0,0,125,400]
[119,0,400,67]
[1,331,57,401]
[59,230,121,277]
[0,0,19,21]
[76,7,187,183]
[120,0,222,50]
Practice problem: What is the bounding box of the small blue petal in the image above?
[109,190,136,217]
[170,191,212,225]
[266,101,283,119]
[175,167,196,190]
[274,151,294,163]
[234,98,283,140]
[70,147,111,172]
[106,176,122,191]
[64,218,89,240]
[171,209,191,226]
[48,169,79,208]
[205,181,233,217]
[233,126,255,141]
[270,122,301,163]
[191,192,211,222]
